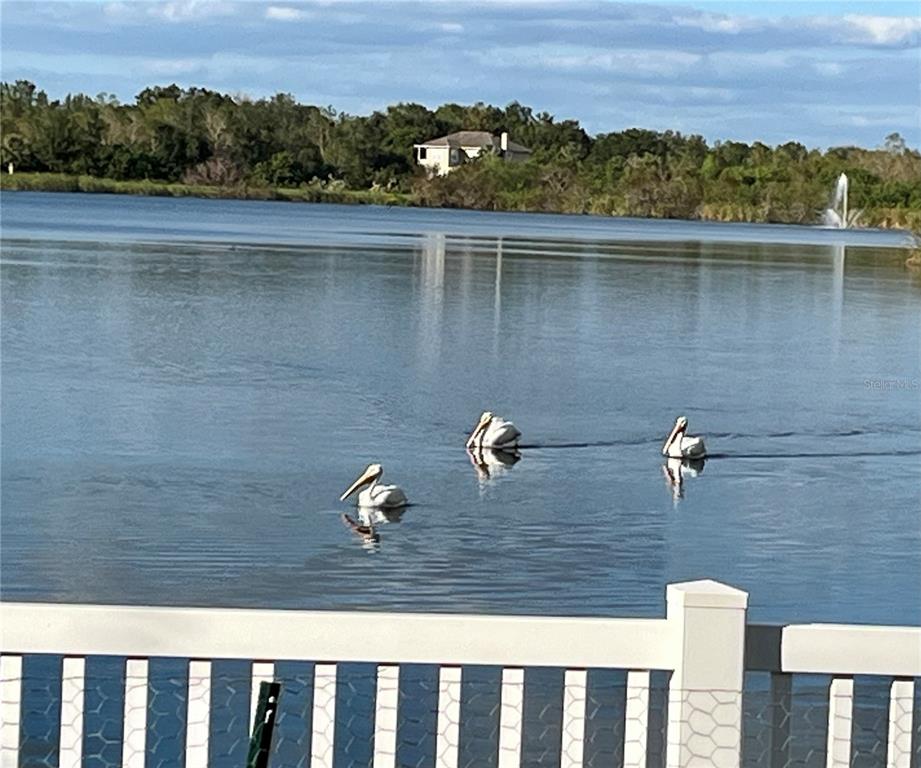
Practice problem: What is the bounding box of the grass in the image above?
[0,173,414,207]
[2,173,919,243]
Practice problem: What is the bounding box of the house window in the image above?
[418,147,427,160]
[450,149,460,165]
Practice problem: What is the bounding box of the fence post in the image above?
[665,579,748,768]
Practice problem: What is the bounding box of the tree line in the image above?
[2,80,919,228]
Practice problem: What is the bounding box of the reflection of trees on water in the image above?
[493,237,503,358]
[417,232,509,369]
[831,244,845,360]
[417,233,445,374]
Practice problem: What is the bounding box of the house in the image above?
[413,131,532,175]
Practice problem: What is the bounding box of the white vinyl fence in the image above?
[1,579,918,768]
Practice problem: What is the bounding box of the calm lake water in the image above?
[2,192,919,624]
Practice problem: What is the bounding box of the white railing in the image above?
[0,579,918,768]
[746,622,920,768]
[789,621,921,768]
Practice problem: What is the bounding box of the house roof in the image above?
[415,131,532,153]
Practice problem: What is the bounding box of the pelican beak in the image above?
[340,466,381,501]
[662,419,684,456]
[465,414,491,448]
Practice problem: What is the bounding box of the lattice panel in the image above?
[6,653,915,768]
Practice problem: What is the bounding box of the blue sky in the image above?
[1,0,919,149]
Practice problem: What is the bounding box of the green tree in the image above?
[3,80,919,231]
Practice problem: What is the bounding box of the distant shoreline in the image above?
[0,172,412,208]
[3,172,920,240]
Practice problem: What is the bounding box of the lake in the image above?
[2,191,919,624]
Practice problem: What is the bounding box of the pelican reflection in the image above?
[341,506,407,548]
[662,457,706,503]
[467,445,521,486]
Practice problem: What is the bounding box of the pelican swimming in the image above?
[339,463,408,508]
[466,411,521,450]
[662,416,707,459]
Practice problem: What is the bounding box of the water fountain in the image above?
[823,173,861,228]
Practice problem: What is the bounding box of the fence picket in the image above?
[58,656,85,768]
[0,655,22,768]
[374,665,399,768]
[825,677,854,768]
[311,663,337,768]
[886,679,914,768]
[498,667,524,768]
[623,670,649,768]
[186,660,211,768]
[561,668,587,768]
[436,666,461,768]
[122,658,148,768]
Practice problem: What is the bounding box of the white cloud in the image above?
[102,3,133,21]
[141,57,205,75]
[639,83,735,105]
[848,112,914,128]
[266,6,308,21]
[6,50,281,80]
[104,1,238,23]
[706,50,795,75]
[672,12,759,35]
[5,0,920,148]
[478,46,702,77]
[813,61,844,77]
[140,53,281,77]
[841,14,921,45]
[673,8,921,48]
[151,1,237,22]
[102,2,161,24]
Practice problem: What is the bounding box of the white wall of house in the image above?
[415,145,478,176]
[415,145,452,175]
[415,133,530,176]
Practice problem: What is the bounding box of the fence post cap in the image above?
[666,579,748,610]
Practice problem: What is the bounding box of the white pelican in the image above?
[466,411,521,450]
[662,416,707,459]
[339,463,408,508]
